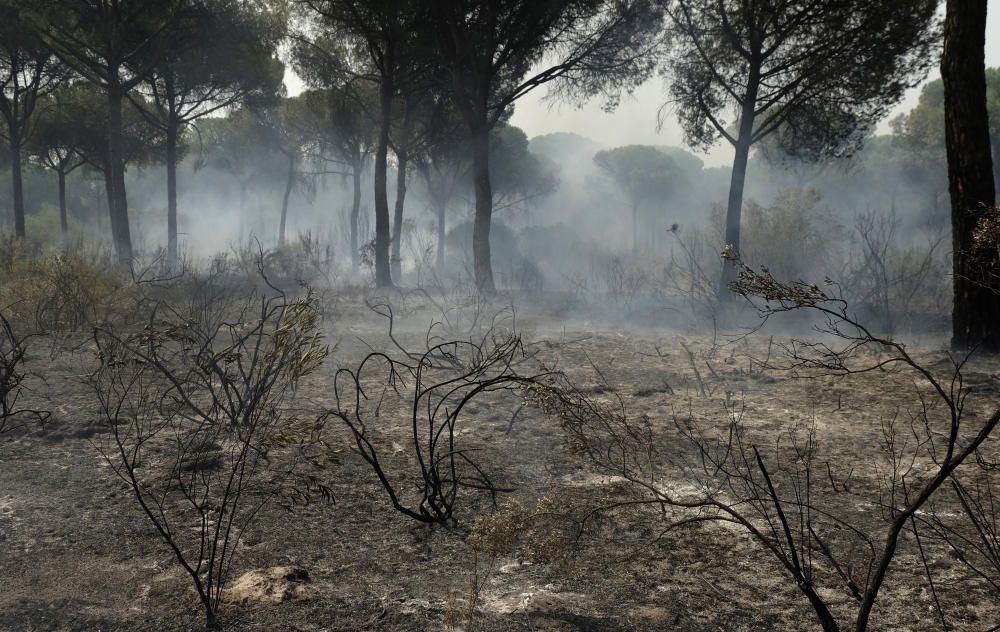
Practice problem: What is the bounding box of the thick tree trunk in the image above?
[992,137,1000,193]
[58,170,68,234]
[718,133,753,297]
[166,114,179,267]
[372,61,395,288]
[719,132,756,298]
[718,65,761,300]
[10,134,25,239]
[350,154,362,270]
[391,154,408,281]
[279,155,295,246]
[204,601,218,629]
[942,0,1000,351]
[104,171,114,217]
[106,81,133,263]
[470,117,495,294]
[801,585,840,632]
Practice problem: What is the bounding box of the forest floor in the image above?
[1,292,998,632]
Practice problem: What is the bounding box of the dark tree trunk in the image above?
[106,81,133,263]
[718,133,753,297]
[10,134,25,239]
[58,170,68,234]
[470,116,495,294]
[942,0,1000,351]
[166,114,179,267]
[204,600,218,629]
[801,585,840,632]
[104,170,114,214]
[279,155,295,246]
[373,58,395,288]
[391,154,408,281]
[992,137,1000,193]
[719,137,755,293]
[718,64,761,300]
[350,153,362,270]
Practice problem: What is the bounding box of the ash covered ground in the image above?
[1,293,997,632]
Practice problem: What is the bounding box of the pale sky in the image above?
[508,2,1000,167]
[287,3,1000,168]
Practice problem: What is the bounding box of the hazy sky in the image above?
[508,3,1000,167]
[287,3,1000,168]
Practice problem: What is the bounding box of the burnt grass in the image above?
[1,294,998,632]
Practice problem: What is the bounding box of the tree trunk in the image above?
[391,153,408,281]
[470,116,495,294]
[58,170,68,234]
[719,134,755,297]
[166,114,179,267]
[102,169,115,247]
[106,81,133,263]
[372,57,395,288]
[104,170,114,221]
[718,65,761,300]
[801,585,841,632]
[10,133,25,239]
[279,155,295,246]
[204,600,218,629]
[942,0,1000,351]
[718,133,753,297]
[992,137,1000,195]
[350,153,362,270]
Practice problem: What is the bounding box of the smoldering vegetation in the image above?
[3,1,1000,632]
[2,105,958,336]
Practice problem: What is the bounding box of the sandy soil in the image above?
[1,294,998,631]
